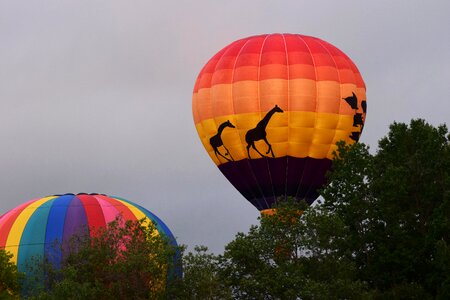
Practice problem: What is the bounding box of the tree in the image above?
[216,119,450,299]
[322,119,450,298]
[169,246,232,300]
[219,199,368,299]
[29,218,181,300]
[0,249,22,299]
[20,118,449,299]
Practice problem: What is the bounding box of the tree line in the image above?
[1,119,449,299]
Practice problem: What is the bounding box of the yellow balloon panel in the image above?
[6,196,57,263]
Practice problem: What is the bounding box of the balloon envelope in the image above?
[0,193,179,276]
[192,33,366,211]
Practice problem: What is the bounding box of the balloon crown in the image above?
[48,192,108,197]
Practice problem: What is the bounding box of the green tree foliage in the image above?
[0,249,22,299]
[322,119,450,298]
[215,119,450,299]
[219,199,368,299]
[16,119,450,299]
[169,246,232,300]
[29,218,180,300]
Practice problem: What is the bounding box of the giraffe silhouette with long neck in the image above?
[245,104,284,158]
[210,120,235,162]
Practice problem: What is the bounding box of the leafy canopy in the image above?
[213,119,450,299]
[0,249,22,299]
[27,218,181,300]
[322,119,450,298]
[10,118,450,299]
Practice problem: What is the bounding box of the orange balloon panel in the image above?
[192,33,366,210]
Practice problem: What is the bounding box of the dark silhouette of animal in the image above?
[210,120,235,162]
[361,100,367,113]
[245,105,284,158]
[343,92,367,141]
[349,131,361,141]
[343,92,358,109]
[353,113,363,127]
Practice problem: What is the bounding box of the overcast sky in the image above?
[1,1,449,253]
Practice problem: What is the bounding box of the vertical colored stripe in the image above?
[0,199,38,249]
[114,196,180,278]
[44,194,74,269]
[17,198,56,272]
[5,196,56,263]
[94,196,121,224]
[113,198,149,223]
[113,197,169,239]
[77,194,106,232]
[62,197,88,247]
[95,195,136,222]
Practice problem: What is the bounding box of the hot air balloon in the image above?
[192,33,366,212]
[0,193,180,290]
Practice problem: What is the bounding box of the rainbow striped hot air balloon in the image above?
[0,193,179,276]
[192,33,366,212]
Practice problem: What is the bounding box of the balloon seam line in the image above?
[230,38,263,204]
[258,34,274,209]
[282,33,290,202]
[293,35,318,200]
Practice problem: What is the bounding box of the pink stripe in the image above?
[94,196,120,224]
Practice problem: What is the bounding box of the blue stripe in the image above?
[44,194,74,269]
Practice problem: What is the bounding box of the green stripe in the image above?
[17,198,56,272]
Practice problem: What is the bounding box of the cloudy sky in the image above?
[1,1,449,253]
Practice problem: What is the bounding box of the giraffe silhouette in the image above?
[245,105,284,158]
[210,120,235,162]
